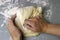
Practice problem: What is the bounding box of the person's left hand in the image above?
[7,15,22,40]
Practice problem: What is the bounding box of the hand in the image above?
[24,16,48,33]
[7,15,22,40]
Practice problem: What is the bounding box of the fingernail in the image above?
[24,19,28,23]
[8,18,10,21]
[23,24,27,27]
[25,19,28,21]
[23,24,26,26]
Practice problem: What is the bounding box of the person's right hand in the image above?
[24,16,48,33]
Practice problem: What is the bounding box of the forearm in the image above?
[44,24,60,36]
[11,33,22,40]
[12,36,22,40]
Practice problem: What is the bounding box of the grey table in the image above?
[0,0,60,40]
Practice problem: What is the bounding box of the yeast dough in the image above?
[15,6,42,37]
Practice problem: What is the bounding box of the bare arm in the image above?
[44,24,60,36]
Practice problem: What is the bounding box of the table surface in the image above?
[0,0,60,40]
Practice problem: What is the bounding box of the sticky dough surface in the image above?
[15,6,42,37]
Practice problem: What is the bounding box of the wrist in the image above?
[12,35,22,40]
[42,23,49,33]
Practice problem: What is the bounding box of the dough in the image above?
[15,6,42,37]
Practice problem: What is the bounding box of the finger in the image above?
[23,24,32,29]
[11,14,16,21]
[23,24,36,32]
[31,16,41,20]
[29,16,40,23]
[35,16,41,20]
[24,19,35,28]
[34,16,42,22]
[8,18,15,26]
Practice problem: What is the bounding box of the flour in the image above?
[0,7,18,18]
[0,0,11,6]
[0,0,52,40]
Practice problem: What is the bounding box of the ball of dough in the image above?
[15,6,42,37]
